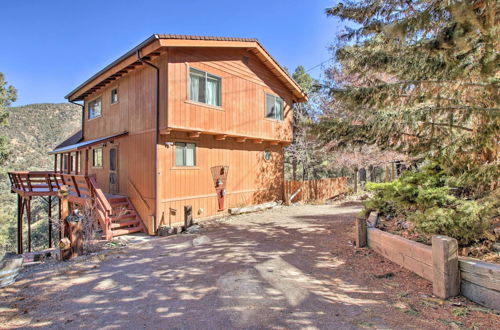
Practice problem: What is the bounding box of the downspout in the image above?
[137,50,160,234]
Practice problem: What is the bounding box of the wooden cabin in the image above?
[9,35,307,249]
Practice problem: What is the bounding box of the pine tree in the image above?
[0,73,17,167]
[314,0,499,196]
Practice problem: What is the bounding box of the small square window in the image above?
[88,98,102,119]
[175,142,196,167]
[92,148,103,167]
[111,89,118,104]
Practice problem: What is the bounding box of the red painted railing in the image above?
[8,171,113,240]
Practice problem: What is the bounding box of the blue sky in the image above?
[1,0,342,106]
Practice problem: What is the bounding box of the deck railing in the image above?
[7,171,113,240]
[8,171,60,194]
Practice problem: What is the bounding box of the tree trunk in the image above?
[369,165,375,182]
[353,167,359,193]
[292,158,297,181]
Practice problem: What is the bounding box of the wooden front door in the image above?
[109,147,119,194]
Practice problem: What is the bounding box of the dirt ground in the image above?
[1,202,498,329]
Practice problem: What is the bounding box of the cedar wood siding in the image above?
[81,53,168,231]
[80,47,294,232]
[157,47,293,225]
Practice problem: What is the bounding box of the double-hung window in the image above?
[175,142,196,167]
[265,94,284,121]
[189,68,221,107]
[88,98,102,119]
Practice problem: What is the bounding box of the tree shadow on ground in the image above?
[1,204,436,329]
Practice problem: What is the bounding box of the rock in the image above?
[492,243,500,253]
[193,235,211,246]
[175,226,184,234]
[494,228,500,240]
[185,225,201,234]
[157,226,171,237]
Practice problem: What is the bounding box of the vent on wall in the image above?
[242,56,249,64]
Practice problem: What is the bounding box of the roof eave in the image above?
[65,35,308,102]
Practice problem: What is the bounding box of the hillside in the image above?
[0,103,81,253]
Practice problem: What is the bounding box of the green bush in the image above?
[363,162,495,245]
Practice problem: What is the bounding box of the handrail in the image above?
[87,176,113,216]
[127,178,150,210]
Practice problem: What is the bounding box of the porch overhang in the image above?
[49,131,129,154]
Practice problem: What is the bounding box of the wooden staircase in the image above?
[108,196,146,237]
[7,171,147,241]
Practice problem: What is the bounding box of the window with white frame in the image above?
[189,68,221,107]
[88,98,102,119]
[92,148,103,167]
[265,94,284,121]
[175,142,196,167]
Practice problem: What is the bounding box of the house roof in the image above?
[53,130,83,151]
[49,131,128,154]
[65,34,308,103]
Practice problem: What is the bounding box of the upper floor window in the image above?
[189,68,221,107]
[175,142,196,167]
[88,98,102,119]
[111,89,119,104]
[92,148,103,167]
[266,94,284,121]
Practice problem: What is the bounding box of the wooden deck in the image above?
[8,171,146,253]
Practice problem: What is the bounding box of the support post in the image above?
[17,195,23,254]
[48,196,52,248]
[26,197,32,253]
[355,216,367,248]
[184,205,193,228]
[85,149,89,175]
[58,197,62,241]
[432,235,460,299]
[59,185,69,238]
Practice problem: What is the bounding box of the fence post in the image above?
[355,216,367,248]
[432,235,460,299]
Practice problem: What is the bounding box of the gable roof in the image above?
[65,34,308,103]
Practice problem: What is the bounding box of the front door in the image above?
[109,147,119,194]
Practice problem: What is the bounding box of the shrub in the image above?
[363,162,495,245]
[408,200,491,245]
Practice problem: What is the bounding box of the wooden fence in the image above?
[284,177,348,203]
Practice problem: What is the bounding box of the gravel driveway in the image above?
[1,203,498,329]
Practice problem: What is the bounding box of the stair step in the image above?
[112,226,143,236]
[108,197,128,204]
[111,208,134,215]
[111,201,130,207]
[111,213,136,221]
[111,219,140,229]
